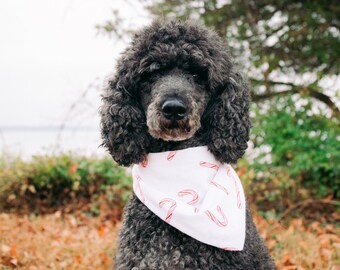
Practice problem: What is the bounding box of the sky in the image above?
[0,0,151,156]
[0,0,150,128]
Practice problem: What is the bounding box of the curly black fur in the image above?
[100,20,276,269]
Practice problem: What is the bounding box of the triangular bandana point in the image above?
[132,146,246,250]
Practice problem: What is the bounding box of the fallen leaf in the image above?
[282,266,297,270]
[10,258,18,266]
[68,164,78,175]
[280,253,295,266]
[10,243,17,257]
[68,215,77,227]
[267,239,276,250]
[54,211,62,218]
[75,255,82,263]
[98,225,106,238]
[99,252,110,263]
[320,248,333,259]
[1,244,11,253]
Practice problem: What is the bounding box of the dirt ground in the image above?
[0,210,339,270]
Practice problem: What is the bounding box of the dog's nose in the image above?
[161,98,187,120]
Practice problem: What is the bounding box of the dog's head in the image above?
[100,20,250,166]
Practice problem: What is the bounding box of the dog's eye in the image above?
[149,62,160,72]
[192,74,199,80]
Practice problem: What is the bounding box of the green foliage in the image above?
[251,96,340,198]
[145,0,340,119]
[0,153,132,213]
[148,0,340,76]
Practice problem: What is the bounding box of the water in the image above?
[0,126,107,158]
[0,126,261,160]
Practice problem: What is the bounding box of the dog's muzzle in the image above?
[161,97,187,121]
[146,94,200,141]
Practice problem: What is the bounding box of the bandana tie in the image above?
[132,146,246,250]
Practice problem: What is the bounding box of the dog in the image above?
[100,19,276,270]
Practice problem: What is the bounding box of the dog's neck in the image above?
[148,135,205,153]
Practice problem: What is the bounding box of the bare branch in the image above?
[277,198,340,222]
[251,79,340,118]
[251,89,293,101]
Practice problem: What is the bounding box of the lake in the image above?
[0,126,107,158]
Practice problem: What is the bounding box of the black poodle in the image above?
[100,20,276,270]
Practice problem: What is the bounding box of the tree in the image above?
[99,0,340,113]
[146,0,340,118]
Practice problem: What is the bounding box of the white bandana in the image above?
[132,146,246,250]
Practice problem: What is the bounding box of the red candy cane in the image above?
[226,165,231,175]
[134,175,145,203]
[199,161,219,171]
[205,205,228,227]
[159,198,177,223]
[210,181,229,196]
[226,166,242,209]
[141,156,148,168]
[234,177,242,209]
[178,189,199,205]
[223,247,240,251]
[167,151,177,161]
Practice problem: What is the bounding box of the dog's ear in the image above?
[202,71,251,164]
[100,72,150,167]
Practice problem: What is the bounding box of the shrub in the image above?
[0,153,132,214]
[236,159,311,216]
[251,96,340,199]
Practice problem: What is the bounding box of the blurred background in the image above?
[0,1,339,269]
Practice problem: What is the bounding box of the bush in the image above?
[251,96,340,199]
[236,159,311,216]
[0,153,132,214]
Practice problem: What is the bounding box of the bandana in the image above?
[132,146,246,250]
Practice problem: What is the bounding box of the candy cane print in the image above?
[223,247,240,251]
[226,165,231,175]
[210,181,229,196]
[134,176,145,203]
[167,151,177,161]
[204,205,228,227]
[141,156,148,168]
[178,189,199,205]
[226,166,242,209]
[199,161,219,171]
[234,177,242,209]
[159,198,177,223]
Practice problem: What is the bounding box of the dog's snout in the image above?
[161,98,187,120]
